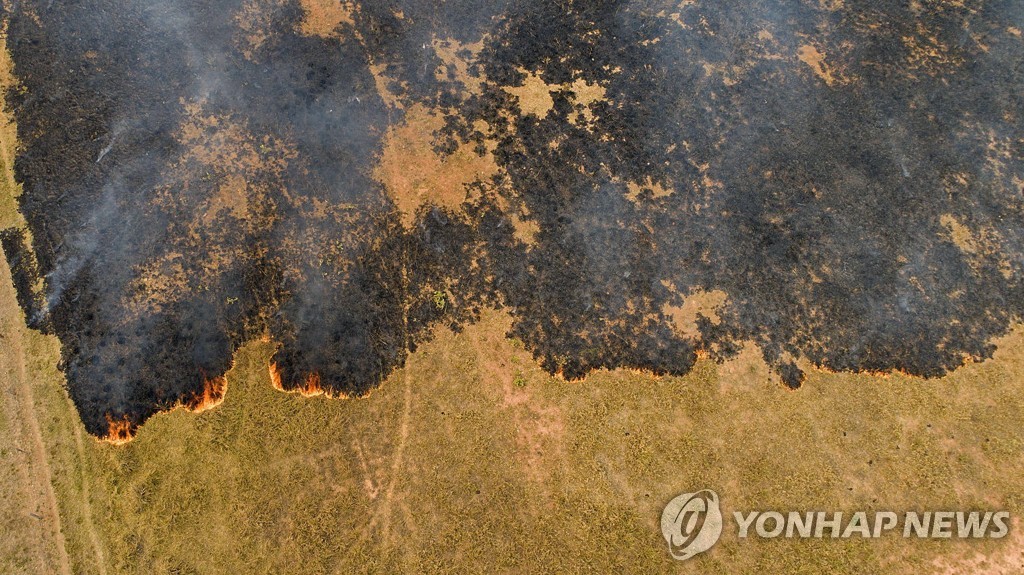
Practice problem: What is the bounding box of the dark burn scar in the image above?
[1,0,1022,437]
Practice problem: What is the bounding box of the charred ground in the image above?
[1,0,1022,437]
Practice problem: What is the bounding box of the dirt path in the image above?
[0,290,73,575]
[63,382,110,575]
[0,255,108,575]
[348,338,416,552]
[0,21,108,575]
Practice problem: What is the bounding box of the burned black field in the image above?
[1,0,1022,438]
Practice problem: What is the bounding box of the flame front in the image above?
[268,362,348,399]
[100,374,227,446]
[269,361,285,391]
[181,375,228,413]
[103,414,135,445]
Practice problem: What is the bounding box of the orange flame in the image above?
[179,374,228,413]
[268,362,349,399]
[269,361,285,391]
[103,414,135,445]
[98,374,228,446]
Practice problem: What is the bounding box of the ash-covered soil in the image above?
[1,0,1021,437]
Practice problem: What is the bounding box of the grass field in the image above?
[1,31,1023,575]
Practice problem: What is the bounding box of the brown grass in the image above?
[297,0,356,38]
[662,288,728,340]
[626,178,675,203]
[504,70,606,124]
[798,44,843,86]
[5,293,1024,574]
[374,103,500,227]
[3,22,1024,575]
[940,214,1015,280]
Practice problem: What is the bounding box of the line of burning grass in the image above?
[98,352,375,445]
[268,362,354,400]
[99,374,229,445]
[96,326,1010,446]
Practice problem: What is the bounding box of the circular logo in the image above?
[661,489,723,561]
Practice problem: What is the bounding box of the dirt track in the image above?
[0,255,72,575]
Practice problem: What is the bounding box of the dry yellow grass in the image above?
[296,0,356,38]
[503,70,606,123]
[375,103,499,227]
[3,284,1024,573]
[2,25,1024,575]
[662,287,728,340]
[797,44,844,86]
